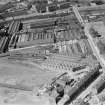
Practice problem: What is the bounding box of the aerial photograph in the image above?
[0,0,105,105]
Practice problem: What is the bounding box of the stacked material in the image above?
[41,39,96,72]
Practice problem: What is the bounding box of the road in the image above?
[84,23,105,68]
[72,6,105,68]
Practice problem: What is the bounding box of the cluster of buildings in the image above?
[38,61,102,105]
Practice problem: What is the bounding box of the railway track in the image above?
[0,20,21,53]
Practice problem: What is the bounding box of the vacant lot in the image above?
[0,59,58,104]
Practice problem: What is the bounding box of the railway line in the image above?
[0,4,105,24]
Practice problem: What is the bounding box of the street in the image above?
[84,23,105,68]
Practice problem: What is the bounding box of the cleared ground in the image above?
[0,58,59,105]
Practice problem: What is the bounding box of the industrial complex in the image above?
[0,0,105,105]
